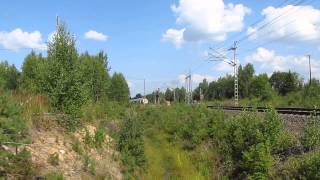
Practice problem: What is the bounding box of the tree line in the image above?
[0,22,130,121]
[160,63,320,106]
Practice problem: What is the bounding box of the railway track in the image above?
[207,105,320,116]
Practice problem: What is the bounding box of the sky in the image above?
[1,0,320,96]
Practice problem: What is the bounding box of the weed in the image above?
[48,153,59,166]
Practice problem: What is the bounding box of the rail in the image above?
[207,105,320,116]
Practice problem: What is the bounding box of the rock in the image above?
[1,145,9,151]
[60,149,66,154]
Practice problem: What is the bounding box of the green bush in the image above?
[44,171,65,180]
[84,128,94,148]
[83,154,96,175]
[72,139,83,155]
[94,127,105,148]
[118,117,146,173]
[302,116,320,150]
[48,153,59,166]
[215,110,287,178]
[240,142,273,179]
[0,148,36,179]
[280,152,320,179]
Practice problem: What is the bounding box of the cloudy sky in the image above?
[0,0,320,96]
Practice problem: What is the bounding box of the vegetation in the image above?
[118,116,146,177]
[1,19,320,179]
[48,153,60,166]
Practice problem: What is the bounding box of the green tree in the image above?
[0,61,20,90]
[193,79,209,101]
[269,71,301,95]
[238,63,255,98]
[164,88,174,101]
[109,72,129,102]
[45,22,85,117]
[20,51,45,92]
[249,74,273,100]
[78,51,110,102]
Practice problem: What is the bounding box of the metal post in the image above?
[232,41,239,106]
[308,55,312,85]
[144,79,146,97]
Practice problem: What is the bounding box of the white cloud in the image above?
[163,0,250,47]
[246,47,320,79]
[162,28,185,48]
[247,5,320,43]
[214,61,234,74]
[84,30,108,41]
[0,28,46,51]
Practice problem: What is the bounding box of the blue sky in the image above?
[1,0,320,96]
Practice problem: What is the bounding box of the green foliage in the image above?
[45,22,86,118]
[78,51,110,102]
[0,61,20,90]
[269,71,301,96]
[84,128,95,148]
[0,148,36,179]
[109,72,129,102]
[118,117,146,173]
[249,74,274,100]
[238,63,255,98]
[44,171,65,180]
[0,93,28,145]
[20,51,46,93]
[83,154,96,175]
[94,127,106,148]
[72,139,83,155]
[214,110,286,178]
[193,79,209,101]
[48,152,59,166]
[164,88,174,101]
[280,152,320,179]
[302,116,320,150]
[241,142,273,179]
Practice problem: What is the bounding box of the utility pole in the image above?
[143,79,146,97]
[56,15,59,26]
[200,87,203,102]
[229,41,239,106]
[185,71,192,104]
[208,41,239,106]
[307,55,312,85]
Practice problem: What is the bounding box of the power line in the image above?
[237,0,315,45]
[212,0,297,50]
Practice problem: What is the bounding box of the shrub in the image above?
[280,152,320,179]
[302,116,320,150]
[219,110,285,178]
[83,154,96,175]
[84,128,94,148]
[72,139,83,155]
[48,153,59,166]
[240,142,273,179]
[0,148,36,179]
[94,127,105,148]
[44,171,65,180]
[118,117,146,173]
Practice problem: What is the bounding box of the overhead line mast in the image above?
[229,41,239,106]
[208,41,239,106]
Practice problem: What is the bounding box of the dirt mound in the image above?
[21,125,122,179]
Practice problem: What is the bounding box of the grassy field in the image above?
[143,131,204,180]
